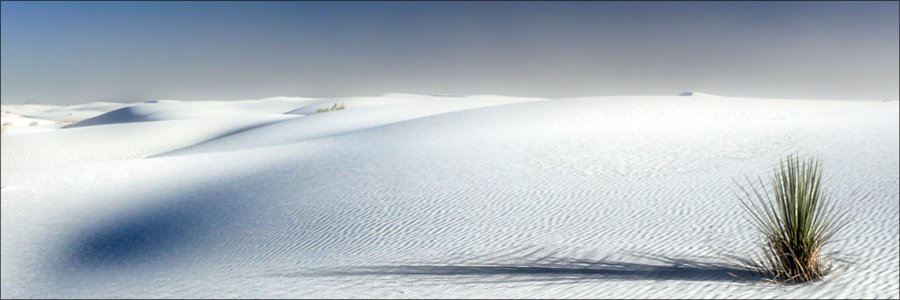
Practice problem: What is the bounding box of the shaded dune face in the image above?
[59,160,315,273]
[64,106,151,128]
[68,194,218,268]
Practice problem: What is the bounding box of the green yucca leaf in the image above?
[736,154,847,283]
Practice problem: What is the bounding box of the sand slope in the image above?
[1,94,897,298]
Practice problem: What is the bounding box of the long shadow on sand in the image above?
[276,254,761,284]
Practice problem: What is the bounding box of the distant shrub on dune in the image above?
[316,102,346,113]
[736,155,848,283]
[56,118,80,125]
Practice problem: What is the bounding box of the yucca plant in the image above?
[316,102,346,113]
[735,154,848,283]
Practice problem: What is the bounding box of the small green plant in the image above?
[316,102,346,113]
[735,154,848,283]
[56,118,80,125]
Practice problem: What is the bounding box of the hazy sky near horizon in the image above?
[1,1,898,104]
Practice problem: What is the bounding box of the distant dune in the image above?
[2,94,898,298]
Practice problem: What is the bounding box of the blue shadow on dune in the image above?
[69,203,204,268]
[275,254,760,283]
[65,189,244,270]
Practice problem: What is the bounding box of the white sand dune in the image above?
[1,94,897,298]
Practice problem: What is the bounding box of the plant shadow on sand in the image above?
[273,253,762,284]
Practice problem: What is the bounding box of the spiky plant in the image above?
[316,102,346,113]
[736,155,848,283]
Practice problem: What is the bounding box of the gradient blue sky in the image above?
[2,1,898,104]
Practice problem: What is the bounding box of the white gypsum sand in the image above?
[1,93,898,298]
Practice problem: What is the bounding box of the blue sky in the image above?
[1,1,898,104]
